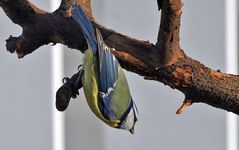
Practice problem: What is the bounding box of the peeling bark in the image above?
[0,0,239,114]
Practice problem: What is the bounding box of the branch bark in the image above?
[1,0,239,114]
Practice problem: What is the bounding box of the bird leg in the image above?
[56,66,84,111]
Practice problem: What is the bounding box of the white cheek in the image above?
[121,109,135,130]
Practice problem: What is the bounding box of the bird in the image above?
[71,4,138,134]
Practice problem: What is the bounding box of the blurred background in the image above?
[0,0,235,150]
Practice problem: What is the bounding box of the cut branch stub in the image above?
[176,99,192,114]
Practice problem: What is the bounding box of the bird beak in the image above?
[129,127,134,134]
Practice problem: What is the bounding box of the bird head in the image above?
[119,102,138,134]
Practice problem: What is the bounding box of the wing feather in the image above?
[96,29,119,92]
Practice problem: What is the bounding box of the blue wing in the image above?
[96,29,120,120]
[96,29,119,92]
[71,4,97,54]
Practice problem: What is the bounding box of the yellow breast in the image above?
[82,49,120,127]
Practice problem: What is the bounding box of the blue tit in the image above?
[71,4,138,134]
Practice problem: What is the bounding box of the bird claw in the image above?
[78,64,83,70]
[62,77,70,83]
[61,67,84,99]
[71,91,79,99]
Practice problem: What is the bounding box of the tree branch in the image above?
[0,0,46,26]
[1,0,239,114]
[156,0,184,66]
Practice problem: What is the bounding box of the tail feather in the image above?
[71,4,97,53]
